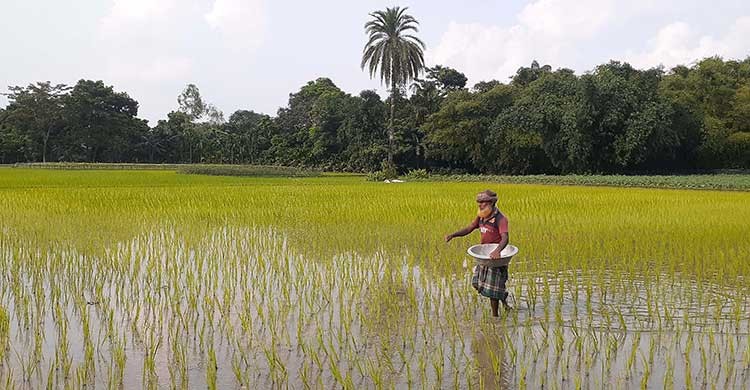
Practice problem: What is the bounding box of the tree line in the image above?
[2,56,749,173]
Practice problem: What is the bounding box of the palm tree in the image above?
[361,6,425,164]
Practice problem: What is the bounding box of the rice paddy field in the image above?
[0,167,749,389]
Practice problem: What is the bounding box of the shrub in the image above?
[404,168,429,180]
[365,160,399,181]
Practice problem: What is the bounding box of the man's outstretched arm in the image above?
[445,219,479,242]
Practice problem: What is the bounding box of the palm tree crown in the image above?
[361,7,426,89]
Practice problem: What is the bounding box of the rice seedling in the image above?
[0,306,8,362]
[0,168,747,388]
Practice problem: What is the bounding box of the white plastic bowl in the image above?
[467,244,518,267]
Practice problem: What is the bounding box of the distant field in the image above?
[0,168,748,388]
[10,162,322,177]
[8,163,750,191]
[412,173,750,191]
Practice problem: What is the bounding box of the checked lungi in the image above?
[472,264,509,301]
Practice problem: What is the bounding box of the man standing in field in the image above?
[445,190,511,316]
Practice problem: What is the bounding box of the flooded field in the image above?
[0,169,749,389]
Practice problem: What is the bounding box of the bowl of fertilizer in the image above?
[467,244,518,267]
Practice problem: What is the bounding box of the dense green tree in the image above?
[60,80,145,162]
[731,85,750,133]
[411,65,468,121]
[0,108,31,163]
[511,60,552,87]
[2,82,70,162]
[178,83,225,125]
[583,62,683,171]
[221,110,274,164]
[338,90,388,171]
[145,111,192,163]
[410,80,442,122]
[495,68,591,173]
[274,78,337,165]
[177,84,205,121]
[423,84,515,171]
[660,57,750,168]
[308,90,349,167]
[472,80,501,93]
[424,65,467,92]
[405,66,469,168]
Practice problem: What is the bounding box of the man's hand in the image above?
[489,247,501,259]
[444,234,454,242]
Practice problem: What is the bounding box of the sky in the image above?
[1,0,749,125]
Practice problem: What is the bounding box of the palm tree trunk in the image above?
[389,77,396,165]
[42,135,48,163]
[43,125,52,163]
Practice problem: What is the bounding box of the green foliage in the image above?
[424,65,467,92]
[0,113,30,164]
[404,168,429,180]
[423,84,515,171]
[177,84,205,121]
[360,7,425,90]
[365,170,388,182]
[11,163,324,179]
[2,82,70,162]
[178,83,224,124]
[221,110,275,164]
[726,132,750,168]
[493,68,583,173]
[379,159,399,178]
[661,56,750,169]
[341,91,388,172]
[2,56,750,172]
[60,80,146,162]
[366,159,399,181]
[511,60,552,87]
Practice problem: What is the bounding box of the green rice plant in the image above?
[0,168,749,388]
[206,345,217,390]
[0,305,8,361]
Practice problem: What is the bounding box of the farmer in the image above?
[445,190,511,316]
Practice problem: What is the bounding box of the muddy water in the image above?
[0,227,748,389]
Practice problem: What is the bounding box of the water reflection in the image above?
[472,325,512,389]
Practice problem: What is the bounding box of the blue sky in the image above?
[2,0,749,124]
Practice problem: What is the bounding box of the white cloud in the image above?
[205,0,266,50]
[427,0,623,84]
[93,0,267,121]
[94,0,207,121]
[97,0,195,80]
[626,16,750,69]
[426,0,682,84]
[105,57,193,83]
[517,0,615,39]
[98,0,179,38]
[427,22,533,82]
